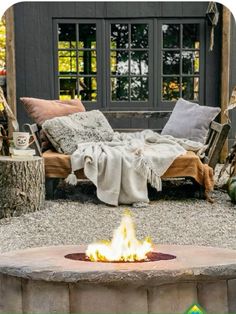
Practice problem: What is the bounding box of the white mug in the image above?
[13,132,33,150]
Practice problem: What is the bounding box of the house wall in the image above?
[13,1,235,147]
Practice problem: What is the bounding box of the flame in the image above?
[86,210,153,262]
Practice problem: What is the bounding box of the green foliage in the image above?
[0,16,6,70]
[228,176,236,204]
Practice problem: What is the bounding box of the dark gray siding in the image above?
[13,1,228,138]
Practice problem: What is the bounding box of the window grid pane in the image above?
[57,23,97,101]
[110,23,149,102]
[161,23,200,102]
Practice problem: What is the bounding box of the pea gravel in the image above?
[0,182,235,254]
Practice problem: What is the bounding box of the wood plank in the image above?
[95,2,106,18]
[5,6,16,136]
[106,2,129,17]
[131,118,148,130]
[207,123,230,169]
[38,4,54,99]
[182,2,209,17]
[13,4,27,126]
[161,2,182,17]
[114,128,161,133]
[220,6,231,161]
[74,2,96,18]
[126,2,160,17]
[103,111,171,119]
[108,117,131,130]
[23,3,41,97]
[210,121,224,132]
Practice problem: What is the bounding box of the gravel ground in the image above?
[0,180,235,254]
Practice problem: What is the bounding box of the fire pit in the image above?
[65,251,176,263]
[0,244,236,313]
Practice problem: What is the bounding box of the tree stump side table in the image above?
[0,156,45,218]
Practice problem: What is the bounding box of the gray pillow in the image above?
[161,98,221,143]
[42,110,114,154]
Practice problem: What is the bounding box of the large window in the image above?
[110,23,149,102]
[54,19,204,109]
[162,23,200,101]
[57,23,97,102]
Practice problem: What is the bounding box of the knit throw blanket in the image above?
[66,130,207,206]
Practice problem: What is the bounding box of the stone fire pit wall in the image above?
[0,245,236,314]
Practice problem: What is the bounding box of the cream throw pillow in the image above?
[42,110,114,154]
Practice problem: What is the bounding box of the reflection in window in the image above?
[79,77,97,101]
[78,51,97,74]
[58,51,76,74]
[57,23,97,101]
[162,24,180,48]
[59,77,77,99]
[131,24,149,48]
[110,23,149,102]
[182,51,199,75]
[183,24,200,49]
[162,77,180,101]
[163,51,180,75]
[58,24,76,49]
[79,24,96,48]
[111,77,129,101]
[162,23,200,101]
[131,51,148,75]
[131,77,148,101]
[111,24,129,49]
[111,51,129,75]
[182,77,199,100]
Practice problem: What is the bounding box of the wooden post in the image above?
[5,6,16,137]
[220,6,231,162]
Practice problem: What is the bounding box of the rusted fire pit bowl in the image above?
[0,244,236,314]
[64,251,176,262]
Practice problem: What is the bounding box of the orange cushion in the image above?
[20,97,85,126]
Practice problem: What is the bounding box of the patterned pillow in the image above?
[42,110,114,154]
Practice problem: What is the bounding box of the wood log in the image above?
[220,6,231,162]
[0,156,45,218]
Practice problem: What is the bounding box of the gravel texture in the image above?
[0,179,235,254]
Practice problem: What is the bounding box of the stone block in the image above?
[148,282,197,313]
[70,284,148,314]
[0,274,23,313]
[228,279,236,313]
[198,280,228,313]
[22,279,69,313]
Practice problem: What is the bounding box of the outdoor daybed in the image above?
[22,101,230,201]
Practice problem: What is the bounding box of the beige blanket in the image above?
[66,130,206,206]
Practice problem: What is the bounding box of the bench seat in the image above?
[43,150,214,193]
[24,111,230,199]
